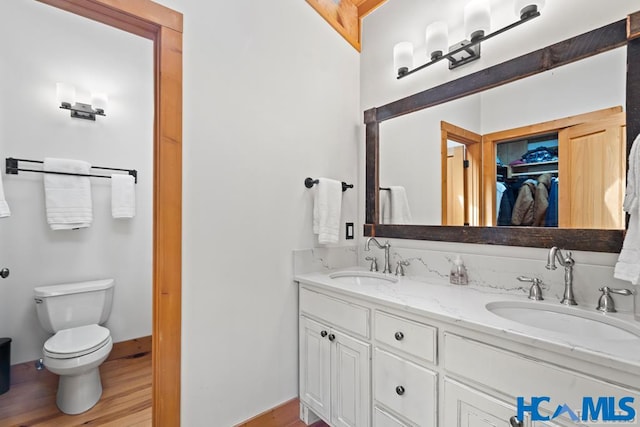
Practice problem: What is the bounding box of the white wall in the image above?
[361,0,638,109]
[0,1,153,364]
[149,0,360,425]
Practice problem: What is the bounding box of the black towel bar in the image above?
[305,177,353,192]
[5,157,137,183]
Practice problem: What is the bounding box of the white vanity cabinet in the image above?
[299,287,371,427]
[296,277,640,427]
[372,311,438,427]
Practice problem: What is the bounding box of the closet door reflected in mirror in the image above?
[483,107,625,229]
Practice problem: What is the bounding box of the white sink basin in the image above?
[486,301,640,341]
[329,271,398,285]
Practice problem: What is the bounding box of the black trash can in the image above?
[0,338,11,395]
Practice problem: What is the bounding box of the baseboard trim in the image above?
[10,335,152,386]
[235,397,301,427]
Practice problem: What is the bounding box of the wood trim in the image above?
[357,0,387,18]
[106,335,152,362]
[235,398,300,427]
[36,1,183,425]
[629,11,640,40]
[10,336,152,386]
[305,0,361,51]
[481,106,624,225]
[370,224,624,253]
[440,121,482,226]
[364,15,634,253]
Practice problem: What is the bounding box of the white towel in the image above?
[312,178,342,244]
[389,186,412,224]
[614,134,640,284]
[380,189,391,224]
[111,174,136,218]
[0,170,10,218]
[43,158,93,230]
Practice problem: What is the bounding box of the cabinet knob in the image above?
[509,416,523,427]
[394,331,404,341]
[0,268,9,279]
[395,386,405,396]
[320,330,328,338]
[328,334,336,342]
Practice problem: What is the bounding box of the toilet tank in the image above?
[34,279,115,333]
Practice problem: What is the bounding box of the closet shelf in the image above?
[511,169,558,177]
[510,160,557,168]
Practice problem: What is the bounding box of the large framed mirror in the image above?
[365,12,640,253]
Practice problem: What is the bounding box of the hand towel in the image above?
[312,178,342,244]
[380,189,391,224]
[389,186,412,224]
[0,170,10,218]
[614,133,640,284]
[111,174,136,218]
[44,158,93,230]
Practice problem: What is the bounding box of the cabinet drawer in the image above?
[375,311,437,364]
[374,348,437,427]
[300,288,370,338]
[374,407,410,427]
[444,333,640,413]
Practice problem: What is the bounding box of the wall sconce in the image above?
[393,0,544,79]
[56,83,108,120]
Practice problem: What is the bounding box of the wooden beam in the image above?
[629,10,640,40]
[357,0,387,18]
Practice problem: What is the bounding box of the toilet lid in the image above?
[44,324,111,359]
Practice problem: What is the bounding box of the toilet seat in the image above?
[44,324,111,359]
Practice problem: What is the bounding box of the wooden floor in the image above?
[0,352,151,426]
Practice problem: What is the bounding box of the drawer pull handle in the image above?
[320,330,328,338]
[394,331,404,341]
[395,386,405,396]
[328,334,336,342]
[509,416,523,427]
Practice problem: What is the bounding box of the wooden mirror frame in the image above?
[37,0,183,425]
[365,12,640,253]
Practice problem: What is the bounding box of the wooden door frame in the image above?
[36,1,183,425]
[441,121,482,225]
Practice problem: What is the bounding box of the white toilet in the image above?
[33,279,115,415]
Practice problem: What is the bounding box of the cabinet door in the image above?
[443,378,519,427]
[300,316,331,421]
[331,330,371,427]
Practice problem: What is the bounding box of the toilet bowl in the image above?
[34,279,115,414]
[43,325,113,414]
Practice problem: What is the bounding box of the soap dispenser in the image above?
[450,255,468,285]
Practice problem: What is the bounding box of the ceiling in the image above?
[306,0,388,51]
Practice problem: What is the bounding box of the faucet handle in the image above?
[395,260,410,276]
[365,256,378,272]
[517,276,544,301]
[597,286,633,313]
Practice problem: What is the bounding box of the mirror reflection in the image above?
[379,47,626,229]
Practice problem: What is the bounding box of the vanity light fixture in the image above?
[393,0,544,79]
[56,83,108,121]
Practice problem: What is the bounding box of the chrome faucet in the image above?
[365,237,391,274]
[546,246,577,306]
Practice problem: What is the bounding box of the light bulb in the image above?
[91,92,109,112]
[464,0,491,41]
[56,83,76,107]
[426,22,449,61]
[393,42,414,77]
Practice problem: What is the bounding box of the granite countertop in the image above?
[295,267,640,375]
